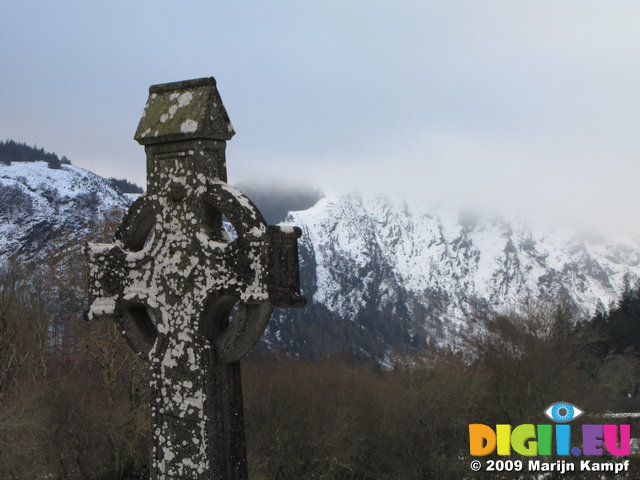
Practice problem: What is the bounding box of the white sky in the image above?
[2,1,640,234]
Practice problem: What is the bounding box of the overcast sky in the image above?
[2,1,640,233]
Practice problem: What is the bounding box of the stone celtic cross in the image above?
[86,77,305,479]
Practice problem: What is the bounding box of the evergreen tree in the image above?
[108,177,144,194]
[582,282,640,357]
[0,139,70,166]
[47,157,62,169]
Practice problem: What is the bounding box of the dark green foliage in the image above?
[0,140,71,168]
[580,280,640,357]
[108,177,144,194]
[577,282,640,402]
[47,157,62,170]
[602,283,640,354]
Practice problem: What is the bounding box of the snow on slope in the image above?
[282,192,640,350]
[0,161,130,259]
[3,160,640,360]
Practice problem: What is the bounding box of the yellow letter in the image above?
[496,424,512,455]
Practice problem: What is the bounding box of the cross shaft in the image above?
[86,78,304,479]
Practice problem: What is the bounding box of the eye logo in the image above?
[544,402,584,423]
[470,402,630,457]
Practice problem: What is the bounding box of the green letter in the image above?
[511,424,537,456]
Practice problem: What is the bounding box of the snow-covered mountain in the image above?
[0,161,130,259]
[264,192,640,362]
[3,161,640,362]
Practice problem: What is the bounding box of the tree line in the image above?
[107,178,144,195]
[0,139,144,194]
[0,140,70,169]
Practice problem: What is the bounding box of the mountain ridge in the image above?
[266,191,640,361]
[3,160,640,362]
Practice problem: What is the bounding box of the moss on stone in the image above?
[136,89,207,141]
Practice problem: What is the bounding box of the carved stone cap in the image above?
[134,77,235,145]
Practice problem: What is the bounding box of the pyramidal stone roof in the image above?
[134,77,235,145]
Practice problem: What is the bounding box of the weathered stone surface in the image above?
[86,77,305,480]
[135,77,235,145]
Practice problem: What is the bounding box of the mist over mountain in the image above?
[3,159,640,363]
[236,182,323,224]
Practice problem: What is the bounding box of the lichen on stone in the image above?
[87,77,304,480]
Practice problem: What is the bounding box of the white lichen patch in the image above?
[195,231,228,250]
[180,119,198,133]
[178,91,193,107]
[248,225,267,237]
[88,296,117,318]
[87,242,117,255]
[219,183,257,218]
[162,446,175,462]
